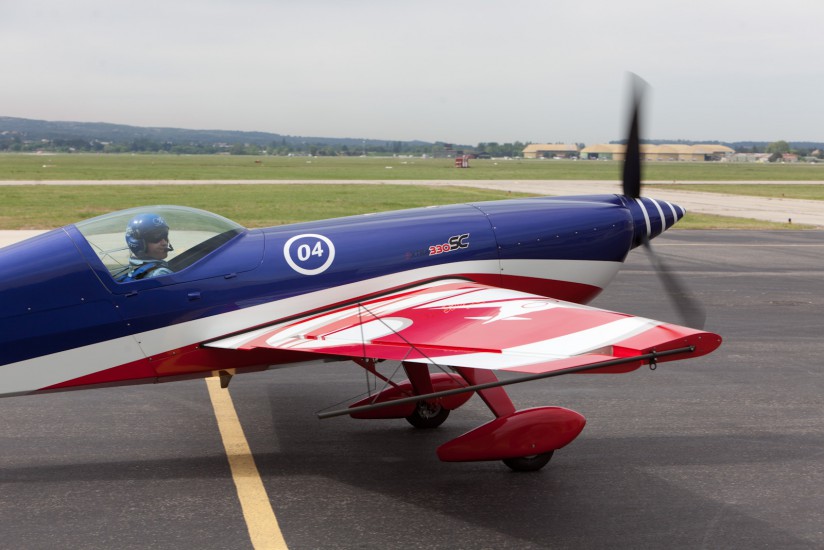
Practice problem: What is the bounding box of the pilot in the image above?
[119,213,175,281]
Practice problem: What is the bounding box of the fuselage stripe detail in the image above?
[0,336,145,395]
[0,258,620,395]
[664,200,679,222]
[133,259,615,357]
[650,198,667,232]
[635,198,651,237]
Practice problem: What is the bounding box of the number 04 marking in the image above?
[284,233,336,275]
[296,241,324,261]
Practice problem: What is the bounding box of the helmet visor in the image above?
[144,229,169,243]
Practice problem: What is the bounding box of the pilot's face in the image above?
[145,232,170,260]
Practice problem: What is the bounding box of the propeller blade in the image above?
[622,74,646,199]
[641,236,707,330]
[620,74,705,329]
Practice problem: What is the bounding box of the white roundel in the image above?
[283,233,336,275]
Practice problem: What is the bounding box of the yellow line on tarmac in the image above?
[205,377,288,550]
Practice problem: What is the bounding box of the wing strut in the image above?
[317,345,695,420]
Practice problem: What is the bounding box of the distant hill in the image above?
[5,116,821,155]
[0,116,437,150]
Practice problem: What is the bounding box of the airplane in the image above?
[0,82,721,471]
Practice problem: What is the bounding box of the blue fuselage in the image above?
[0,194,682,394]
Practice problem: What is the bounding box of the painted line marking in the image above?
[206,377,288,550]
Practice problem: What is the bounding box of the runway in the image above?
[1,230,822,549]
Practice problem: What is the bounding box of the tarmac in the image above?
[1,229,822,549]
[1,182,823,548]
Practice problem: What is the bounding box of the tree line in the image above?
[1,132,820,160]
[0,132,532,158]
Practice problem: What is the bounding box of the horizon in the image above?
[2,2,823,146]
[4,115,821,150]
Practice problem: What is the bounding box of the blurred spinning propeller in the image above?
[621,74,706,330]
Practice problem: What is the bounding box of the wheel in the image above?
[405,400,450,429]
[502,451,554,472]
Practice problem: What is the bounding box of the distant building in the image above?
[579,143,734,161]
[522,144,580,159]
[579,144,626,160]
[689,144,736,161]
[730,153,758,163]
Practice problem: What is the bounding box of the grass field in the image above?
[648,183,824,201]
[0,184,534,229]
[0,183,803,231]
[3,153,824,182]
[0,154,819,230]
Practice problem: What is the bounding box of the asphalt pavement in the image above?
[1,230,822,549]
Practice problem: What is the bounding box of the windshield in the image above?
[75,205,244,281]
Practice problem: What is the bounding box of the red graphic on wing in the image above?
[207,280,721,376]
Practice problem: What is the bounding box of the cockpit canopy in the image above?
[74,205,245,281]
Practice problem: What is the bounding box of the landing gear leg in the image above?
[453,367,515,418]
[451,368,566,472]
[403,362,448,429]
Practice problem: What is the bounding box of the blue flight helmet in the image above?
[125,213,173,256]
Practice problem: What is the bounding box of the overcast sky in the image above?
[3,1,823,146]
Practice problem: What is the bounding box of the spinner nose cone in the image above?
[629,197,686,246]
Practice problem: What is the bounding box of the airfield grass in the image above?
[0,184,533,229]
[648,183,824,201]
[0,183,801,231]
[4,153,824,182]
[1,154,818,230]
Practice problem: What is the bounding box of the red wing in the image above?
[205,279,721,374]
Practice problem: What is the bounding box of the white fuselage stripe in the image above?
[664,200,679,222]
[0,258,621,395]
[500,259,621,289]
[649,198,667,232]
[635,198,651,237]
[0,336,145,395]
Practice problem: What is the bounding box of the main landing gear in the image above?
[502,452,555,473]
[348,361,586,471]
[406,400,450,429]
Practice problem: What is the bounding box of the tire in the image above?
[502,451,554,472]
[405,400,450,429]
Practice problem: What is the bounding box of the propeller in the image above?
[622,75,644,201]
[621,74,706,330]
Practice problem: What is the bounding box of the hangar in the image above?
[579,144,626,161]
[690,144,736,160]
[522,144,580,159]
[579,143,734,161]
